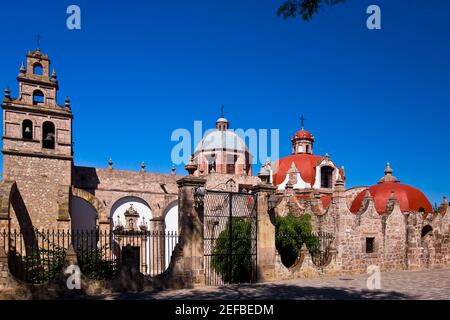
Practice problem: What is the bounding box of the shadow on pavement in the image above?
[67,282,411,300]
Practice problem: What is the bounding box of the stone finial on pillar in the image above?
[108,158,113,170]
[380,162,398,182]
[184,155,198,175]
[334,172,345,192]
[19,62,26,76]
[51,68,57,81]
[140,161,146,173]
[258,166,270,184]
[65,96,71,108]
[171,164,176,175]
[443,196,448,205]
[3,87,11,102]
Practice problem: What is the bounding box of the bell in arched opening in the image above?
[42,121,55,149]
[22,119,33,140]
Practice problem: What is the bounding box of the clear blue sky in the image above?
[0,0,449,205]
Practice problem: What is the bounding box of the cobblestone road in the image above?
[86,268,450,300]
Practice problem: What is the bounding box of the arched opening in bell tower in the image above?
[42,121,55,149]
[33,63,43,76]
[33,90,44,105]
[22,119,33,140]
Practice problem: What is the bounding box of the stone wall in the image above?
[275,245,340,280]
[3,154,71,229]
[72,166,182,224]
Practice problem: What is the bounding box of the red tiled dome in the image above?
[272,154,323,185]
[293,129,314,140]
[350,181,432,214]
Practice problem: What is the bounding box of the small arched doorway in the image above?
[110,196,153,275]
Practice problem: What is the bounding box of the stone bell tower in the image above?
[1,47,73,229]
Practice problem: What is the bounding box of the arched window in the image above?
[226,154,237,174]
[42,121,55,149]
[33,90,44,105]
[320,166,334,189]
[22,119,33,140]
[33,63,43,75]
[421,225,433,238]
[207,153,216,173]
[208,160,216,173]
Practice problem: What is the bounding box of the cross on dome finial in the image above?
[300,115,306,129]
[36,35,41,50]
[216,105,229,130]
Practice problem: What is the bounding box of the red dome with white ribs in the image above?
[350,163,432,214]
[272,153,323,186]
[293,129,314,140]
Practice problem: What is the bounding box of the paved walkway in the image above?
[84,268,450,300]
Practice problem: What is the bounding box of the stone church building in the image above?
[0,48,449,287]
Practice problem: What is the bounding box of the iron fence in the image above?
[0,229,179,284]
[308,231,335,267]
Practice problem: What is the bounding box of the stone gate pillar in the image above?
[254,182,277,282]
[166,173,206,287]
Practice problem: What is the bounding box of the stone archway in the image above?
[71,186,106,223]
[0,181,34,232]
[0,181,17,229]
[0,181,38,260]
[109,196,153,230]
[109,196,155,274]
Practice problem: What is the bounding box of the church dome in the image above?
[293,129,314,141]
[193,111,253,176]
[194,130,248,153]
[216,117,228,123]
[350,163,433,214]
[272,154,323,185]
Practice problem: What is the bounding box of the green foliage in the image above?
[277,0,346,21]
[275,213,315,267]
[77,246,119,280]
[211,218,253,284]
[13,245,67,284]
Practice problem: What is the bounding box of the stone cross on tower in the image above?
[300,115,306,129]
[36,35,41,49]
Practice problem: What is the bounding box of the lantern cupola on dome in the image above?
[291,115,314,154]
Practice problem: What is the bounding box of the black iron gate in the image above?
[203,190,257,286]
[309,231,335,268]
